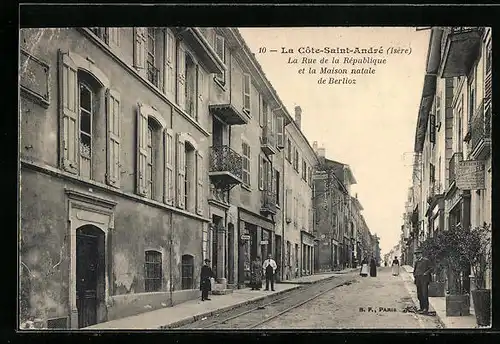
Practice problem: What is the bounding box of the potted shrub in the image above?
[419,233,446,297]
[439,225,472,316]
[464,223,492,327]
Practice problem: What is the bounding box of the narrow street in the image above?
[258,267,443,329]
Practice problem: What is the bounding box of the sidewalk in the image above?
[401,265,477,329]
[280,268,359,284]
[84,270,356,330]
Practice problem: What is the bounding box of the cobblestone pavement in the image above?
[258,267,443,329]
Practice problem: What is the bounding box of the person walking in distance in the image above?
[413,249,433,314]
[200,259,214,301]
[392,256,400,276]
[263,254,277,291]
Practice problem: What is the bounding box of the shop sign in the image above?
[240,234,250,240]
[260,240,269,245]
[456,160,486,190]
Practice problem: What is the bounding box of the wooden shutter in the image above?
[177,41,186,110]
[276,114,284,148]
[215,35,225,83]
[133,28,146,72]
[59,51,79,174]
[258,157,264,190]
[164,29,176,99]
[267,162,273,192]
[197,65,204,121]
[136,105,148,196]
[243,73,251,113]
[177,133,186,209]
[163,128,174,205]
[106,89,121,187]
[109,28,120,49]
[196,150,204,215]
[429,114,436,143]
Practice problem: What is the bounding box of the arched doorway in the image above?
[76,224,105,328]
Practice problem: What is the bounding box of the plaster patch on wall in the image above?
[113,251,135,293]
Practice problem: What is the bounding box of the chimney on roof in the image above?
[294,106,302,129]
[317,146,326,158]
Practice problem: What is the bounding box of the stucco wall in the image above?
[20,167,204,324]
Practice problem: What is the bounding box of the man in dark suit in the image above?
[413,248,433,314]
[200,259,214,301]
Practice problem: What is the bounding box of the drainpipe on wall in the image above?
[169,211,173,306]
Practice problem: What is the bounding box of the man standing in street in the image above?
[200,259,214,301]
[263,254,277,291]
[413,248,433,314]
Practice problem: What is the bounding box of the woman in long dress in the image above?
[250,256,263,290]
[369,258,377,277]
[360,258,369,277]
[392,256,400,276]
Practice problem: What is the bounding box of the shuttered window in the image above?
[164,29,176,99]
[214,34,226,84]
[242,142,251,186]
[258,156,264,190]
[177,133,186,209]
[176,41,186,110]
[133,28,147,75]
[163,128,174,205]
[196,150,204,215]
[106,89,121,187]
[243,73,251,114]
[136,106,149,196]
[276,114,284,148]
[59,52,79,174]
[429,114,436,144]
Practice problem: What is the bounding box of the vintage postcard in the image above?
[19,23,492,331]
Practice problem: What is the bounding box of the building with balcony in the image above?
[281,106,318,279]
[19,27,227,328]
[313,145,365,271]
[197,28,289,290]
[410,26,492,292]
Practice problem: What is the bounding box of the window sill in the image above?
[79,27,210,137]
[214,77,227,92]
[241,184,252,192]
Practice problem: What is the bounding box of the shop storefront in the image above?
[301,230,315,275]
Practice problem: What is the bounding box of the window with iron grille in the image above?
[144,250,162,292]
[181,254,194,290]
[146,28,160,87]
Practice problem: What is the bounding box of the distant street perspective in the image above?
[19,20,491,331]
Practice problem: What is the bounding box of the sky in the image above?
[239,27,430,256]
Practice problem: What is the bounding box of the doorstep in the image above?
[400,265,477,329]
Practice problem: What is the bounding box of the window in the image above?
[89,27,120,48]
[59,51,120,184]
[146,28,160,87]
[214,34,226,85]
[145,250,162,292]
[302,160,307,180]
[429,114,436,144]
[276,114,284,148]
[294,149,299,172]
[136,105,164,199]
[185,54,197,118]
[164,129,174,205]
[467,69,476,124]
[164,29,176,99]
[261,99,268,128]
[243,73,251,114]
[287,138,292,162]
[258,156,265,190]
[133,28,147,74]
[79,82,93,179]
[242,142,251,186]
[181,254,194,290]
[146,125,154,198]
[275,170,280,205]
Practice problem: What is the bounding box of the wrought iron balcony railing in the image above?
[261,125,276,155]
[209,145,243,180]
[261,189,277,214]
[471,99,491,154]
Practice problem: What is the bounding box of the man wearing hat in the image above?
[413,248,433,314]
[200,259,214,301]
